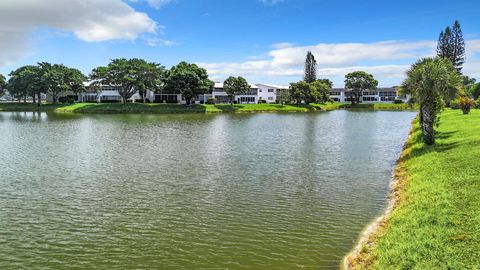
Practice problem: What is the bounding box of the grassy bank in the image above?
[54,102,343,113]
[345,109,480,269]
[0,102,412,114]
[339,103,417,110]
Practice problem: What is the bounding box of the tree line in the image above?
[1,59,214,105]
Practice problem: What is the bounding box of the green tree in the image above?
[0,74,6,97]
[163,61,213,105]
[39,62,86,103]
[437,20,465,72]
[344,71,378,105]
[223,76,250,104]
[308,80,331,104]
[402,57,461,145]
[7,65,43,105]
[304,51,317,83]
[91,58,163,104]
[317,78,333,88]
[462,75,476,87]
[288,80,331,104]
[289,81,309,104]
[468,82,480,99]
[276,88,291,105]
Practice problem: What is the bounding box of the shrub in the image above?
[205,98,216,104]
[394,99,404,104]
[450,99,461,109]
[258,100,267,104]
[475,98,480,109]
[459,96,476,114]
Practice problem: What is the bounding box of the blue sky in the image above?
[1,0,480,87]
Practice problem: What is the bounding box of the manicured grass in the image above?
[340,103,417,110]
[347,109,480,269]
[0,102,65,111]
[53,102,343,113]
[0,102,413,114]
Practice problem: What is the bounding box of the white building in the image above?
[329,87,408,103]
[47,82,157,103]
[255,84,288,103]
[211,82,259,104]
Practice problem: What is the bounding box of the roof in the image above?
[332,87,398,92]
[255,83,289,89]
[214,82,258,89]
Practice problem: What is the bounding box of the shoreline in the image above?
[342,118,416,269]
[0,102,416,115]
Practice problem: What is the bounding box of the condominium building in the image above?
[256,84,288,103]
[329,87,408,103]
[210,82,259,104]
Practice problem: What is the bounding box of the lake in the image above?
[0,110,416,269]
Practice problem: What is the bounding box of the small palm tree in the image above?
[402,58,461,145]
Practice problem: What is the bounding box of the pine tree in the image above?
[304,51,317,83]
[437,21,465,72]
[452,20,466,72]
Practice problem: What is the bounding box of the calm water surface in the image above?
[0,110,416,269]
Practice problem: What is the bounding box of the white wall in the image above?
[256,84,287,103]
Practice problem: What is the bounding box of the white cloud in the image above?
[258,0,283,5]
[146,0,173,9]
[198,40,480,86]
[130,0,174,9]
[145,37,180,47]
[0,0,158,66]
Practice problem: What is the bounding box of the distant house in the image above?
[211,82,259,104]
[47,82,157,103]
[256,84,288,103]
[329,87,409,103]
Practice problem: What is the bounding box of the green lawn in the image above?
[340,103,417,110]
[347,109,480,269]
[0,102,412,114]
[0,102,65,111]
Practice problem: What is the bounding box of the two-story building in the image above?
[210,82,259,104]
[255,84,289,103]
[329,87,408,103]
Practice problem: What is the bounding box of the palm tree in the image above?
[402,58,461,145]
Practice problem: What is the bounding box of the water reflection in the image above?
[0,110,416,269]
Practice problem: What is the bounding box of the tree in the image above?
[289,81,309,104]
[402,57,461,145]
[163,61,213,105]
[223,76,250,104]
[462,75,476,88]
[91,58,163,104]
[307,80,331,104]
[317,78,333,88]
[39,62,86,103]
[304,51,317,83]
[437,20,465,72]
[0,74,6,97]
[344,71,378,105]
[469,83,480,99]
[276,88,291,105]
[288,80,331,104]
[7,65,43,105]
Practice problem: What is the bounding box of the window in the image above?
[268,97,274,100]
[363,96,377,102]
[330,92,341,96]
[259,89,262,92]
[268,89,274,93]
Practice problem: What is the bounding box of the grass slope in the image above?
[0,102,412,114]
[348,109,480,269]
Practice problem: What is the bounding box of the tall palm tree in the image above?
[402,58,461,145]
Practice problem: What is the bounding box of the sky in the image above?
[0,0,480,87]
